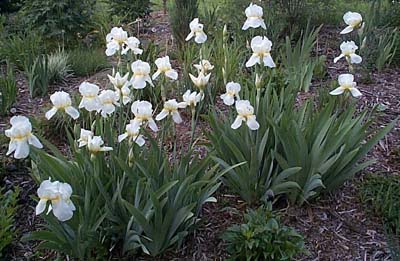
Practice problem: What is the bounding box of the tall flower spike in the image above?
[185,18,207,44]
[45,91,79,120]
[99,90,120,118]
[246,36,276,68]
[334,41,362,64]
[78,82,102,112]
[242,3,266,30]
[5,116,43,159]
[130,100,158,132]
[118,122,145,146]
[231,100,260,130]
[152,56,178,80]
[156,99,185,124]
[130,60,154,89]
[221,82,241,106]
[36,179,76,222]
[340,11,363,34]
[329,74,362,97]
[87,136,113,154]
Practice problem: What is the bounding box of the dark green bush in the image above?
[0,0,22,13]
[18,0,95,43]
[223,203,306,260]
[110,0,152,22]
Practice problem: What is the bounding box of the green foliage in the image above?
[274,97,398,205]
[25,55,50,98]
[0,33,43,70]
[25,124,235,258]
[18,0,96,43]
[361,174,400,259]
[110,0,152,22]
[222,203,306,260]
[207,72,300,205]
[0,0,22,13]
[68,48,108,76]
[0,62,17,116]
[170,0,198,49]
[281,25,322,92]
[0,187,19,257]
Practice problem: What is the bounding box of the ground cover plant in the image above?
[0,0,399,259]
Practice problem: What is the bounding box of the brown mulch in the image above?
[1,12,399,260]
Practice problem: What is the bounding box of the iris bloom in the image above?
[221,82,241,106]
[78,129,93,147]
[5,116,43,159]
[122,36,143,55]
[87,136,113,154]
[99,90,120,117]
[130,60,154,89]
[334,41,362,64]
[189,71,211,92]
[329,74,362,97]
[131,100,158,132]
[246,36,276,68]
[78,82,101,112]
[105,27,128,56]
[152,56,178,80]
[156,99,185,124]
[118,122,145,146]
[181,90,202,108]
[340,12,363,34]
[194,60,214,74]
[45,91,79,120]
[231,100,260,130]
[185,18,207,44]
[36,179,75,222]
[242,3,266,30]
[105,27,143,56]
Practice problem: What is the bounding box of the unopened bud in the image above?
[255,74,262,89]
[223,24,228,41]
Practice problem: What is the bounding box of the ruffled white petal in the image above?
[350,87,362,97]
[245,54,260,67]
[28,135,43,149]
[329,87,345,95]
[65,106,80,120]
[231,116,243,129]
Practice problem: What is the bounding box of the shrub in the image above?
[0,0,22,13]
[0,187,19,257]
[222,203,306,260]
[68,48,108,76]
[0,62,17,116]
[110,0,152,22]
[18,0,96,43]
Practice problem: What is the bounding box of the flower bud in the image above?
[255,74,262,89]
